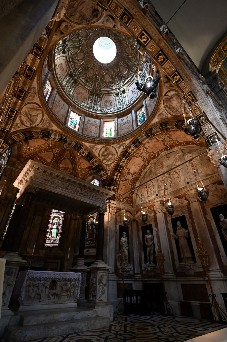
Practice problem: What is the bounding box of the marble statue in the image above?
[172,221,192,263]
[120,232,128,265]
[145,230,154,264]
[219,214,227,241]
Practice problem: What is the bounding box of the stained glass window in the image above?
[85,213,97,247]
[91,179,100,186]
[43,79,52,101]
[67,110,81,131]
[103,121,115,137]
[45,209,65,247]
[137,107,146,126]
[0,149,10,178]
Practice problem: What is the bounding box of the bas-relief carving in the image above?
[98,146,118,167]
[66,0,103,24]
[12,103,54,132]
[205,184,227,206]
[14,271,81,306]
[97,272,108,301]
[20,103,44,127]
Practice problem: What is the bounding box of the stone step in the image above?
[21,306,96,326]
[3,315,111,342]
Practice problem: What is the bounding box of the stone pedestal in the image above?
[0,258,6,318]
[0,254,26,337]
[89,260,110,305]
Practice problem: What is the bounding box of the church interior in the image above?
[0,0,227,341]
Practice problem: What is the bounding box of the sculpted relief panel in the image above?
[116,131,202,204]
[134,146,218,208]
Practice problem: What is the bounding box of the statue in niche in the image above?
[145,229,155,264]
[172,221,193,263]
[120,232,129,266]
[219,214,227,241]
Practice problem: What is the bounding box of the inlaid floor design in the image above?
[32,314,225,342]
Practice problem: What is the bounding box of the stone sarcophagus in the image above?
[12,270,81,309]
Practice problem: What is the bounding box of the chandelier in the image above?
[135,50,160,99]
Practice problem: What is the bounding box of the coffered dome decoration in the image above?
[41,28,159,140]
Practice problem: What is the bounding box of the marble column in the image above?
[105,201,118,308]
[105,201,116,271]
[188,194,220,271]
[154,203,179,315]
[131,219,140,275]
[188,194,226,313]
[154,204,174,276]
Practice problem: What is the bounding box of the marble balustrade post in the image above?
[72,217,87,305]
[89,208,111,306]
[96,211,105,262]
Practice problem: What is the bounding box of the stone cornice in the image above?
[14,160,114,211]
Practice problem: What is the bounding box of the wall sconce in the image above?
[123,210,129,226]
[141,208,148,223]
[165,199,174,216]
[163,183,174,215]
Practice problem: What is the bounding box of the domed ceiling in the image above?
[42,27,159,140]
[53,28,142,115]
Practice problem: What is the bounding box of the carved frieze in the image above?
[13,160,114,211]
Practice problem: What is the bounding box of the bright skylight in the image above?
[93,37,116,64]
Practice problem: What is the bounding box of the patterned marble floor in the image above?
[31,314,226,342]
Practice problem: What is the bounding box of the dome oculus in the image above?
[93,37,116,64]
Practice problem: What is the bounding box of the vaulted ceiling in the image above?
[1,0,225,211]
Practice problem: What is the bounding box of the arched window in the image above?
[45,209,65,247]
[85,213,97,247]
[67,110,81,131]
[103,121,115,137]
[90,178,100,186]
[137,106,147,126]
[0,148,11,178]
[43,79,52,101]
